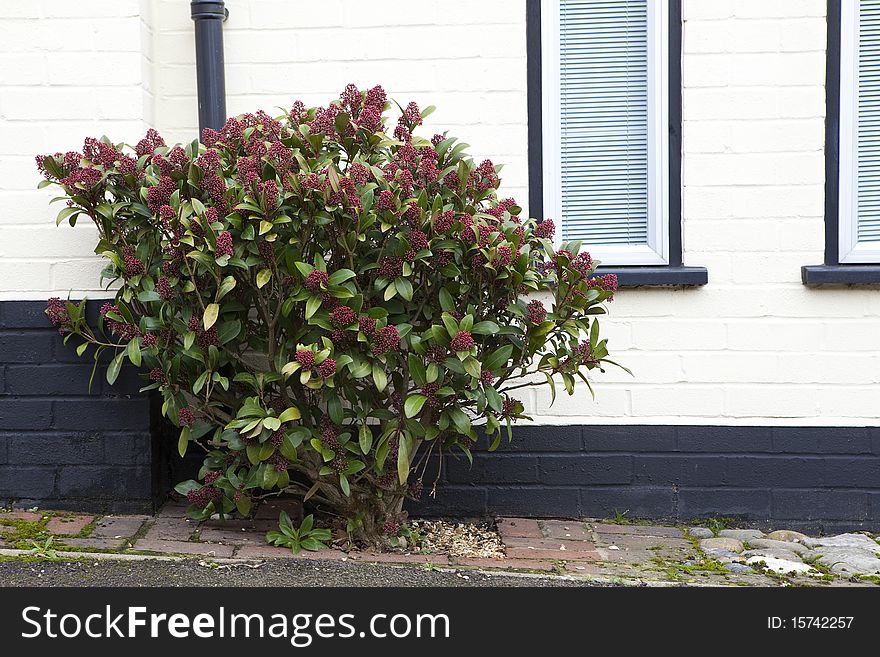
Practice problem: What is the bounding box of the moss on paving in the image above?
[0,516,52,549]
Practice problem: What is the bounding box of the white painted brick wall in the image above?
[0,0,145,300]
[4,0,880,425]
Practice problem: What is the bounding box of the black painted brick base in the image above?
[2,303,879,531]
[0,301,160,513]
[409,425,880,534]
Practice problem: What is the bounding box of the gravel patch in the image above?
[411,520,505,559]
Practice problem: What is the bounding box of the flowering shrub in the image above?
[37,84,619,546]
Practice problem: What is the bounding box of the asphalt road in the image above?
[0,557,600,587]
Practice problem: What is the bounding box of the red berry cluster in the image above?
[123,247,145,276]
[317,358,337,379]
[371,325,400,356]
[433,210,455,233]
[450,330,475,352]
[527,299,547,324]
[186,486,222,508]
[157,276,174,300]
[295,350,315,368]
[46,297,70,334]
[377,257,403,279]
[358,315,376,336]
[330,305,356,328]
[215,230,234,257]
[304,269,329,292]
[178,407,196,428]
[421,382,441,408]
[575,340,591,363]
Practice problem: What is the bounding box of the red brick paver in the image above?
[505,546,600,561]
[1,511,42,522]
[198,527,264,545]
[542,520,592,541]
[591,523,683,538]
[143,518,197,541]
[46,515,94,536]
[503,536,597,551]
[495,517,543,539]
[91,515,149,539]
[61,537,127,551]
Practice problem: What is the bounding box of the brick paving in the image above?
[0,506,877,586]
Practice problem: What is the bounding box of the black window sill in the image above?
[802,265,880,286]
[594,266,708,288]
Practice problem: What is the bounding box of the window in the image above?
[528,0,704,285]
[804,0,880,284]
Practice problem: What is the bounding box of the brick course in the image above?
[0,301,158,513]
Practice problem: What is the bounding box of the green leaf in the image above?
[246,444,264,465]
[485,386,503,412]
[280,510,295,534]
[192,369,209,394]
[173,479,200,495]
[137,290,161,303]
[328,269,356,285]
[544,371,557,405]
[395,277,413,301]
[235,494,252,516]
[178,427,190,457]
[397,435,410,485]
[256,268,272,288]
[339,473,350,496]
[217,319,241,345]
[299,537,325,552]
[404,394,427,419]
[278,406,301,423]
[217,275,237,301]
[126,339,141,367]
[203,303,219,330]
[438,287,454,312]
[372,364,388,392]
[305,294,321,319]
[483,345,513,372]
[76,342,88,357]
[471,320,500,335]
[328,394,343,425]
[408,354,427,387]
[463,356,482,379]
[441,312,459,338]
[448,407,471,434]
[106,351,124,385]
[359,424,373,454]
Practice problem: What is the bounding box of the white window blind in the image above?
[542,0,668,265]
[839,0,880,262]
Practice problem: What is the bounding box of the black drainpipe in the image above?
[190,1,228,136]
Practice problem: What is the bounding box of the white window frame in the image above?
[541,0,669,266]
[839,0,880,263]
